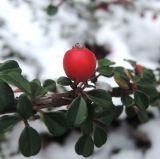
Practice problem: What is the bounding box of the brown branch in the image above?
[0,88,133,116]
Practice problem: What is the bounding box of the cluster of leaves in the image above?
[0,59,159,157]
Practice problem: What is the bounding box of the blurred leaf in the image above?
[98,59,115,67]
[46,5,58,16]
[19,126,41,157]
[0,60,21,74]
[137,84,158,104]
[57,76,72,86]
[75,135,94,157]
[121,96,134,107]
[42,112,68,136]
[97,66,113,77]
[114,74,130,89]
[43,79,56,92]
[0,79,15,111]
[125,107,136,118]
[0,115,19,134]
[124,59,136,66]
[0,72,31,95]
[137,110,149,123]
[134,91,149,110]
[30,80,46,97]
[68,97,88,126]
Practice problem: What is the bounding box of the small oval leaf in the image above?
[134,91,149,110]
[57,76,72,86]
[43,79,56,92]
[94,126,107,148]
[42,112,68,136]
[19,126,41,157]
[68,97,88,126]
[75,135,94,157]
[0,115,19,134]
[17,94,33,119]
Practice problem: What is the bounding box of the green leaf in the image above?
[68,97,88,126]
[81,119,93,135]
[134,91,149,110]
[17,94,32,119]
[30,80,46,97]
[137,110,149,123]
[0,72,31,95]
[42,112,68,136]
[137,84,158,103]
[0,60,21,74]
[75,135,94,157]
[97,66,113,77]
[121,96,134,107]
[19,126,41,157]
[0,115,19,134]
[96,106,123,126]
[43,79,56,92]
[98,59,115,67]
[46,5,58,16]
[124,59,136,66]
[94,126,107,148]
[125,107,136,118]
[57,76,72,86]
[87,89,112,108]
[0,80,15,111]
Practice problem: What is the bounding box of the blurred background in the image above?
[0,0,160,159]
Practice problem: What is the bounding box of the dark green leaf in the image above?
[137,110,149,123]
[134,91,149,110]
[30,80,46,97]
[121,96,134,107]
[0,80,15,111]
[94,126,107,147]
[0,115,19,133]
[87,89,112,108]
[81,119,93,135]
[97,66,113,77]
[57,76,72,86]
[0,60,21,74]
[125,107,136,118]
[75,135,94,157]
[46,5,58,16]
[0,72,31,94]
[43,112,68,136]
[98,59,115,67]
[43,79,56,92]
[17,94,32,119]
[137,84,158,103]
[95,105,123,126]
[19,126,41,157]
[68,97,88,126]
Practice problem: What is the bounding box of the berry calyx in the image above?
[63,45,96,83]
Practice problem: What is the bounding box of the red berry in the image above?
[63,46,96,83]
